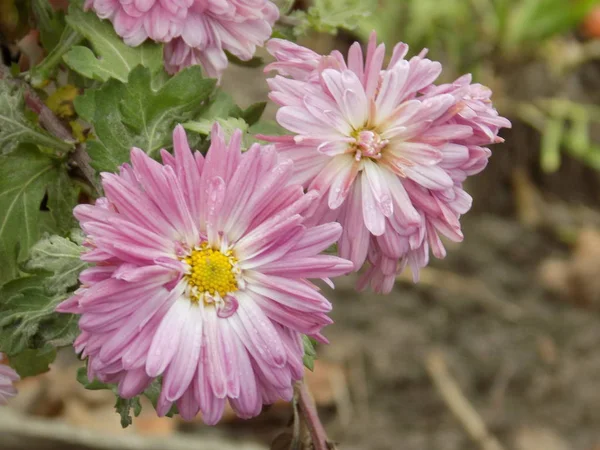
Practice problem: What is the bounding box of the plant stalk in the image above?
[0,62,101,194]
[294,379,332,450]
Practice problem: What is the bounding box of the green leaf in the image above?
[142,378,178,418]
[185,92,279,148]
[190,90,265,138]
[8,345,57,377]
[73,87,95,122]
[30,28,84,88]
[46,169,79,234]
[302,335,317,371]
[24,234,86,295]
[0,234,85,359]
[76,66,216,172]
[40,308,80,349]
[140,378,162,408]
[115,396,142,428]
[197,90,240,120]
[0,80,73,154]
[31,0,66,51]
[77,366,111,390]
[63,2,163,82]
[0,146,72,283]
[0,275,70,354]
[240,102,267,126]
[77,368,177,426]
[249,120,285,137]
[78,365,142,427]
[183,117,249,139]
[77,368,144,428]
[291,0,370,35]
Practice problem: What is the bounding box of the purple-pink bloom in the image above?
[57,124,352,423]
[0,354,19,404]
[262,33,511,293]
[84,0,279,78]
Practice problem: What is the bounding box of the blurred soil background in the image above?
[3,0,600,450]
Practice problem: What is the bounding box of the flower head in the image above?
[0,354,19,404]
[262,33,511,293]
[57,124,352,423]
[84,0,279,78]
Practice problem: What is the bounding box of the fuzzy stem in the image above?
[294,380,331,450]
[0,62,101,194]
[23,91,75,144]
[22,88,101,194]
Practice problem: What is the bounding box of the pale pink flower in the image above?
[84,0,279,78]
[57,124,352,423]
[0,354,19,404]
[262,33,511,293]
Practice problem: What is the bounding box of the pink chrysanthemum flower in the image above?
[57,124,352,423]
[0,354,19,404]
[84,0,279,77]
[261,33,511,293]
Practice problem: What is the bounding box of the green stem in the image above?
[28,27,83,87]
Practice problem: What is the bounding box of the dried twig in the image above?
[426,349,505,450]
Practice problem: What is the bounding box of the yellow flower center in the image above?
[183,243,239,302]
